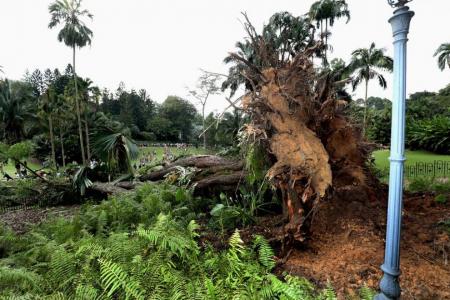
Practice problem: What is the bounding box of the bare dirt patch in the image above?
[0,205,80,234]
[281,191,450,299]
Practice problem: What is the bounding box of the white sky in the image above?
[0,0,449,114]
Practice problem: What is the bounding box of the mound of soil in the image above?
[282,191,450,299]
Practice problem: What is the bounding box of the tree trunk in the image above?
[84,108,91,162]
[363,78,369,137]
[202,105,206,149]
[48,116,57,169]
[138,155,245,196]
[325,20,328,65]
[73,46,87,166]
[59,125,66,168]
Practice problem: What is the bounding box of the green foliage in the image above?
[0,184,340,299]
[407,116,450,154]
[93,133,138,176]
[5,141,34,161]
[210,203,254,233]
[435,194,448,204]
[72,166,93,196]
[358,285,376,300]
[407,177,450,193]
[245,143,269,185]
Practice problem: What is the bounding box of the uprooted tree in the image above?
[231,13,377,244]
[100,12,378,245]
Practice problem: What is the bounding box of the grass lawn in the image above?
[373,149,450,180]
[2,161,43,177]
[137,146,209,161]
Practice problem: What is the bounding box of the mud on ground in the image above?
[281,191,450,299]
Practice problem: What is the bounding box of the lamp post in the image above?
[376,1,414,299]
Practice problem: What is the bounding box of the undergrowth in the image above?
[0,183,375,299]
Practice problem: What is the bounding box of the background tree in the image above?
[0,80,36,143]
[39,87,58,168]
[188,71,221,149]
[159,96,197,142]
[434,43,450,71]
[349,42,393,135]
[309,0,350,64]
[48,0,93,165]
[54,95,71,168]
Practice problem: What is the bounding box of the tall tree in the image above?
[78,77,99,161]
[159,96,197,142]
[309,0,350,64]
[434,43,450,71]
[39,88,58,169]
[349,42,393,135]
[54,95,71,168]
[188,71,221,149]
[0,80,36,143]
[48,0,93,165]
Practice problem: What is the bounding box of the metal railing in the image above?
[404,160,450,178]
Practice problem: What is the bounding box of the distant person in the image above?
[15,162,21,178]
[21,161,28,178]
[3,173,13,181]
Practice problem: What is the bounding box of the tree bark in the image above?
[84,109,91,162]
[73,46,87,166]
[59,125,66,168]
[202,104,206,149]
[138,155,245,196]
[48,116,57,169]
[363,78,369,137]
[139,155,241,181]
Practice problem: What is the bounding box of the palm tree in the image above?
[39,87,58,169]
[434,43,450,71]
[54,95,71,168]
[309,0,350,64]
[349,42,393,135]
[48,0,93,165]
[94,133,138,179]
[78,78,98,162]
[0,80,35,143]
[223,12,315,97]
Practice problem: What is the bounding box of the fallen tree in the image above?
[138,155,246,197]
[91,13,378,246]
[217,14,378,245]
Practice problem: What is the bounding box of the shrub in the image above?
[407,116,450,154]
[435,194,448,204]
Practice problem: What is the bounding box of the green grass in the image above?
[137,146,209,161]
[373,149,450,171]
[372,150,450,185]
[1,161,42,177]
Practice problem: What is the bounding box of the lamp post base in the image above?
[376,264,401,300]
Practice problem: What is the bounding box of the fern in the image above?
[0,266,42,294]
[99,258,145,300]
[317,283,337,300]
[359,285,376,300]
[75,284,100,300]
[253,235,275,270]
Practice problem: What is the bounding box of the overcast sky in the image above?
[0,0,449,114]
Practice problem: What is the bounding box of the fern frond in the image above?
[253,235,275,270]
[359,284,376,300]
[99,258,145,300]
[0,266,42,294]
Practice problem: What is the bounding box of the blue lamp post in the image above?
[376,1,414,299]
